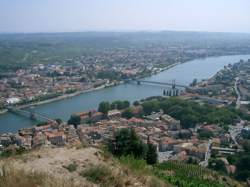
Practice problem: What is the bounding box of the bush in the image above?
[119,155,149,172]
[122,108,133,119]
[63,163,78,172]
[80,165,112,183]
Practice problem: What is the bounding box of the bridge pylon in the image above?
[28,107,36,120]
[172,79,176,90]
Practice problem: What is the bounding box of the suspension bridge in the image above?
[136,79,187,89]
[7,107,56,123]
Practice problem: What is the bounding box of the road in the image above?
[229,121,244,146]
[199,139,212,167]
[234,77,241,109]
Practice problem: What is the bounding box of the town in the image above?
[1,92,250,178]
[1,32,250,113]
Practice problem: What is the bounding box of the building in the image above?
[74,111,103,123]
[32,132,47,148]
[45,131,66,146]
[161,114,181,130]
[6,97,21,104]
[107,109,121,119]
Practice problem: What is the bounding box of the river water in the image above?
[1,55,250,133]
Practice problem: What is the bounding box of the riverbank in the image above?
[2,54,250,134]
[0,55,244,115]
[0,82,120,114]
[0,61,183,115]
[0,109,7,115]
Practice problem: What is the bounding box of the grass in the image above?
[80,165,112,184]
[0,164,80,187]
[118,155,152,175]
[63,162,78,172]
[154,161,243,187]
[118,155,171,187]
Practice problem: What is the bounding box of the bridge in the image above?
[136,80,187,88]
[7,107,56,123]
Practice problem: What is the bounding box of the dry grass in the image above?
[0,147,171,187]
[0,164,82,187]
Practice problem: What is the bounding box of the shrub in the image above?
[80,165,112,183]
[63,163,78,172]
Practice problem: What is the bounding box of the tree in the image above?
[235,156,250,181]
[123,100,130,109]
[146,143,157,165]
[122,108,133,119]
[133,101,140,106]
[208,159,227,174]
[110,100,130,110]
[198,129,214,140]
[109,128,147,159]
[242,140,250,152]
[180,114,198,129]
[55,118,63,124]
[68,115,81,128]
[98,101,110,114]
[142,100,159,115]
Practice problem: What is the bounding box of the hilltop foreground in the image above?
[0,145,244,187]
[0,146,168,187]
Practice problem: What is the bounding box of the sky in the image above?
[0,0,250,33]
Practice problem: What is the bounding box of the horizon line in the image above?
[0,29,250,35]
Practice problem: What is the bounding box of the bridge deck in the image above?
[7,107,55,122]
[137,80,187,88]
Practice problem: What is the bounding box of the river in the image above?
[1,55,250,133]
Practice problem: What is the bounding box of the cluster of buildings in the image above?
[187,59,250,110]
[0,121,80,153]
[0,44,189,110]
[0,105,231,165]
[0,40,227,111]
[0,103,249,174]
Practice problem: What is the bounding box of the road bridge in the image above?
[7,107,56,123]
[136,80,187,88]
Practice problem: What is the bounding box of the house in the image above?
[107,109,121,119]
[6,97,21,104]
[34,124,51,132]
[22,135,32,149]
[161,114,181,130]
[145,111,163,121]
[131,106,143,117]
[65,125,80,144]
[74,110,103,123]
[128,117,145,126]
[18,128,34,136]
[0,134,13,147]
[159,137,180,152]
[173,142,206,160]
[32,132,47,148]
[45,131,66,146]
[90,111,103,122]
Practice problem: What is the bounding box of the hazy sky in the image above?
[0,0,250,33]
